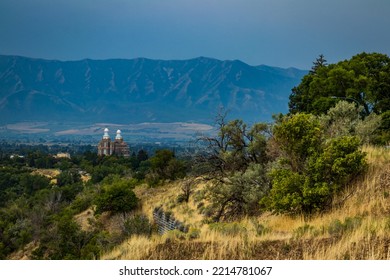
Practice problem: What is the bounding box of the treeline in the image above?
[289,52,390,144]
[0,143,95,159]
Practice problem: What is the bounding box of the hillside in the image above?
[0,55,306,125]
[102,146,390,260]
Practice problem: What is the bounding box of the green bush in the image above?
[95,178,138,215]
[187,227,201,239]
[146,150,187,185]
[250,219,270,236]
[206,163,269,221]
[272,113,322,172]
[293,224,316,239]
[123,214,152,237]
[165,229,187,240]
[328,216,362,237]
[70,191,94,213]
[266,113,367,215]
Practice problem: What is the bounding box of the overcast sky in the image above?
[1,0,389,68]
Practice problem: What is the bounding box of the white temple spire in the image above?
[115,129,122,140]
[103,128,110,139]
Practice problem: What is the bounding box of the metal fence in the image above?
[153,206,189,235]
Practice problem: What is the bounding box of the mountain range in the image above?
[0,55,306,126]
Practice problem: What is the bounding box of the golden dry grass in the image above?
[102,145,390,260]
[74,208,96,231]
[32,168,60,184]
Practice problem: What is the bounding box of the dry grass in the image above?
[102,145,390,260]
[74,208,96,231]
[32,168,60,184]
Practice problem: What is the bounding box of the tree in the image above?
[289,52,390,117]
[177,178,197,204]
[319,100,381,143]
[149,150,175,174]
[310,54,328,74]
[146,149,186,186]
[272,113,322,173]
[197,112,270,221]
[205,163,269,221]
[19,173,50,195]
[137,149,148,162]
[197,113,269,179]
[56,169,82,187]
[95,178,138,215]
[264,113,367,215]
[374,110,390,144]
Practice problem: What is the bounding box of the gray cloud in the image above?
[0,0,389,68]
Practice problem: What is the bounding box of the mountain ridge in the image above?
[0,55,307,125]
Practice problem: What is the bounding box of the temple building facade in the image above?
[97,128,130,157]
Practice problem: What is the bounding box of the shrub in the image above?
[208,222,247,236]
[146,150,187,185]
[70,191,94,213]
[165,229,187,240]
[144,172,161,187]
[293,224,317,239]
[266,113,367,215]
[328,216,363,237]
[250,219,270,236]
[272,113,322,172]
[95,178,138,215]
[206,163,269,221]
[123,214,152,237]
[188,228,201,239]
[328,219,345,236]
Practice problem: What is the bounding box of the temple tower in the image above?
[97,128,130,157]
[97,128,113,156]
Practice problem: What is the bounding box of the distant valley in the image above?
[0,55,306,141]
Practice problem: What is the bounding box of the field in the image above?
[2,121,213,142]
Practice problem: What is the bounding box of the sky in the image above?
[0,0,390,69]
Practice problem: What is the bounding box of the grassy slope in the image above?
[102,146,390,260]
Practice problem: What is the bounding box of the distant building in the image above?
[54,152,71,159]
[97,128,130,157]
[10,154,24,159]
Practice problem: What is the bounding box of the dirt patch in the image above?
[8,241,39,260]
[74,208,96,231]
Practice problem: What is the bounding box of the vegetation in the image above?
[1,52,389,260]
[95,177,138,215]
[0,146,182,259]
[102,146,390,260]
[197,113,270,221]
[265,113,366,215]
[289,52,390,144]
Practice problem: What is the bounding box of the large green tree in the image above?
[264,113,367,215]
[289,52,390,117]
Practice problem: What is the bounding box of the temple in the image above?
[97,128,130,157]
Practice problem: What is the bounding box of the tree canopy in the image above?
[264,113,367,215]
[94,177,138,215]
[289,52,390,117]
